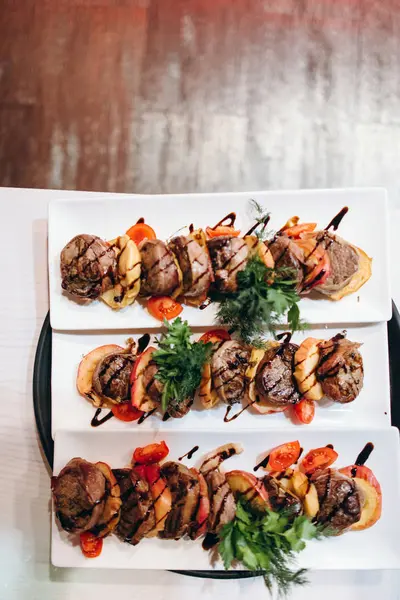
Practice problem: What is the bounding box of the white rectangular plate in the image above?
[51,323,390,437]
[52,427,400,570]
[48,188,391,331]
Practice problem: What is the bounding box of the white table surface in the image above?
[0,186,399,600]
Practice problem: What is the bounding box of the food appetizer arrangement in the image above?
[60,203,372,342]
[52,439,381,594]
[77,318,364,426]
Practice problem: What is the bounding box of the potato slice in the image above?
[303,483,319,518]
[294,338,324,401]
[290,471,309,499]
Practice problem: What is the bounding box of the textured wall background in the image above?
[1,0,399,194]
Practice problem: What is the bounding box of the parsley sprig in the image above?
[216,256,306,346]
[218,500,322,597]
[153,318,213,412]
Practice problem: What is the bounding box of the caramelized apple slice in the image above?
[294,338,323,401]
[77,344,124,407]
[130,347,159,412]
[189,468,210,539]
[226,470,269,512]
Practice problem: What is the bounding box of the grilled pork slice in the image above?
[311,468,361,533]
[207,236,249,293]
[160,462,200,540]
[211,340,251,405]
[317,335,364,403]
[139,239,182,297]
[314,232,359,295]
[169,235,212,299]
[206,470,236,533]
[92,351,136,404]
[268,235,305,291]
[113,469,156,545]
[60,234,118,300]
[262,474,302,516]
[52,458,107,534]
[255,343,300,407]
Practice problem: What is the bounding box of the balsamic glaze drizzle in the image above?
[137,408,157,424]
[254,454,270,472]
[202,532,219,551]
[91,408,114,428]
[178,446,199,461]
[137,333,151,354]
[355,442,374,467]
[325,206,349,231]
[223,400,256,422]
[136,217,145,224]
[211,212,237,230]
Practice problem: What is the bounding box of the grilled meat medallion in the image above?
[314,231,359,295]
[317,336,364,403]
[255,343,300,407]
[141,360,163,404]
[52,458,107,534]
[207,236,249,293]
[139,239,182,297]
[113,469,156,545]
[160,462,200,540]
[211,340,251,405]
[311,468,361,533]
[206,469,236,533]
[92,352,136,404]
[60,234,118,300]
[262,474,302,516]
[169,235,212,299]
[268,235,305,291]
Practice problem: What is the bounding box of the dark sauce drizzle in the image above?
[202,532,219,551]
[325,206,349,231]
[224,400,256,422]
[276,331,292,345]
[136,217,145,224]
[137,408,157,425]
[91,408,114,428]
[137,333,150,354]
[355,442,374,467]
[189,223,194,233]
[178,446,199,461]
[199,297,212,310]
[244,213,271,237]
[162,412,171,422]
[211,212,237,230]
[326,444,334,449]
[254,454,270,472]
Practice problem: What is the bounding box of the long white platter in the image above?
[51,322,390,436]
[48,188,391,331]
[51,427,400,570]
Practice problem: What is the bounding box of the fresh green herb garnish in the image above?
[216,256,306,346]
[153,318,213,412]
[248,199,272,241]
[218,500,323,597]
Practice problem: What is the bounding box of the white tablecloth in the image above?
[1,186,399,600]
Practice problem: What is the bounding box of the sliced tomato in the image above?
[301,446,338,474]
[126,222,156,245]
[80,532,103,558]
[111,401,143,422]
[206,226,241,238]
[282,223,317,238]
[133,441,169,465]
[293,398,315,424]
[147,296,183,321]
[268,441,301,471]
[199,329,231,344]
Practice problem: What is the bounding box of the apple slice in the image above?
[226,470,269,512]
[244,235,275,268]
[130,347,159,412]
[189,468,210,539]
[93,461,121,537]
[198,362,219,409]
[77,345,124,407]
[134,464,172,534]
[339,465,382,531]
[293,338,324,401]
[290,471,319,517]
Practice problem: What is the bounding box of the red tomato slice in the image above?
[126,222,156,245]
[199,329,231,344]
[268,441,301,471]
[80,532,103,558]
[293,399,315,424]
[206,226,241,238]
[111,402,143,422]
[301,446,338,474]
[133,441,169,465]
[147,296,183,321]
[282,223,317,238]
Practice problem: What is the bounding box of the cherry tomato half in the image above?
[199,329,231,344]
[126,222,156,245]
[206,226,241,238]
[268,441,301,471]
[293,398,315,424]
[301,446,338,474]
[282,223,317,238]
[147,296,183,321]
[80,532,103,558]
[111,401,143,422]
[133,441,170,465]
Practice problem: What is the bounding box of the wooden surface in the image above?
[1,0,400,194]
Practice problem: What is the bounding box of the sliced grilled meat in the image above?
[60,234,118,300]
[112,469,156,545]
[211,340,251,405]
[255,343,300,407]
[92,352,136,404]
[206,470,236,533]
[169,235,212,299]
[311,468,361,533]
[52,458,107,534]
[139,239,182,297]
[317,335,363,403]
[207,236,249,293]
[262,474,302,516]
[142,360,163,403]
[167,396,193,419]
[314,232,359,295]
[160,462,200,540]
[268,235,305,291]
